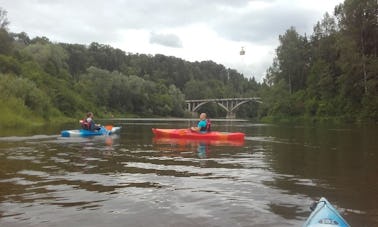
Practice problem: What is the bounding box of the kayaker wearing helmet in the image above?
[190,113,211,133]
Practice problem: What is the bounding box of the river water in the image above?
[0,119,377,226]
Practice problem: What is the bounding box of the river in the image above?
[0,119,377,226]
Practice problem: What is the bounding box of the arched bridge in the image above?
[186,97,262,119]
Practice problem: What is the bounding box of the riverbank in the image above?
[260,114,378,125]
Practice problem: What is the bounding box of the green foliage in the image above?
[0,74,52,118]
[23,42,70,78]
[184,80,209,99]
[275,27,309,94]
[0,97,36,128]
[0,55,21,74]
[360,94,378,120]
[0,28,12,55]
[263,0,378,123]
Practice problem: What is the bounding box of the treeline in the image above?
[0,8,260,127]
[263,0,377,122]
[0,0,377,128]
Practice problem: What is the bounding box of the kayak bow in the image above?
[303,197,350,227]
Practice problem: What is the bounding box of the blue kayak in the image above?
[303,197,350,227]
[61,126,121,137]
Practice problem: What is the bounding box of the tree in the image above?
[0,74,52,118]
[60,43,89,80]
[275,27,310,94]
[12,32,31,46]
[168,84,185,116]
[183,79,209,99]
[23,43,69,78]
[78,67,112,107]
[307,13,340,102]
[335,0,378,95]
[265,57,280,87]
[0,7,9,30]
[0,8,12,55]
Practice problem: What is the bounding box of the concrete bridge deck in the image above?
[185,97,262,118]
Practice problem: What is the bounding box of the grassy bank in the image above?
[0,99,74,129]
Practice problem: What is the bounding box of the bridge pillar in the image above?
[226,111,236,119]
[190,112,198,118]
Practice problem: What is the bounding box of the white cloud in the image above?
[149,32,182,48]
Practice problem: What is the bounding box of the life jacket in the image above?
[80,118,91,130]
[200,119,211,132]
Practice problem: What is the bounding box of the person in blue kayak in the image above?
[190,112,211,133]
[81,112,101,131]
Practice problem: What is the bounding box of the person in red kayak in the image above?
[81,112,101,131]
[190,113,211,133]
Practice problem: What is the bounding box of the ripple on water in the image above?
[0,135,58,142]
[2,124,370,227]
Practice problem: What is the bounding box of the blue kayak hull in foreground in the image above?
[303,197,350,227]
[61,126,121,137]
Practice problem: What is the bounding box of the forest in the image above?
[0,0,377,128]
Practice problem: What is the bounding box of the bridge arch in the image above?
[186,97,262,119]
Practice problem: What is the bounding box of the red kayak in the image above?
[153,137,245,147]
[152,128,245,141]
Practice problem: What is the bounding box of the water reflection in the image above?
[152,137,244,159]
[197,142,208,159]
[0,121,377,226]
[248,123,378,226]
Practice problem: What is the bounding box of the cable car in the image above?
[240,47,245,55]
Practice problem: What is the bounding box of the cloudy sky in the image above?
[0,0,344,82]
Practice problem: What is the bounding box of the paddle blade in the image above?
[105,125,113,131]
